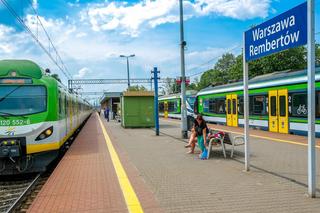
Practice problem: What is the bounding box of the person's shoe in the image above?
[184,144,191,148]
[186,150,194,154]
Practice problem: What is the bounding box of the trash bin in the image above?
[187,115,195,131]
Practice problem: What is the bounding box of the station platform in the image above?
[27,113,161,213]
[28,114,320,213]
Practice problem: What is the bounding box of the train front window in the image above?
[0,86,46,116]
[187,97,196,109]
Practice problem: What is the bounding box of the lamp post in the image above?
[179,0,188,139]
[120,54,135,88]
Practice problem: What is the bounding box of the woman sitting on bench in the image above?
[185,114,208,157]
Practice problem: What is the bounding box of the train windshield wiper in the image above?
[0,85,22,103]
[0,111,27,119]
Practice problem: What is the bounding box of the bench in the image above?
[206,131,245,159]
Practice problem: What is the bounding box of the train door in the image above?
[226,94,238,127]
[268,89,288,133]
[70,98,73,131]
[164,101,168,118]
[269,90,278,132]
[232,94,238,127]
[278,89,288,133]
[226,95,232,126]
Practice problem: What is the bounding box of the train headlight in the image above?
[35,126,53,141]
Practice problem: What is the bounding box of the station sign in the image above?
[245,2,307,62]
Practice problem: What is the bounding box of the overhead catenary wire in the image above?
[0,0,72,80]
[188,44,242,77]
[26,0,72,79]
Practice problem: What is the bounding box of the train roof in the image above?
[158,90,197,101]
[198,67,320,96]
[0,60,44,79]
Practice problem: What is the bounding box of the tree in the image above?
[127,85,148,91]
[249,46,306,78]
[228,54,243,81]
[197,53,237,90]
[187,77,199,91]
[51,74,61,82]
[213,53,236,83]
[191,43,318,90]
[162,77,180,94]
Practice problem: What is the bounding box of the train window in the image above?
[216,99,226,114]
[250,96,266,115]
[0,85,47,116]
[58,92,62,116]
[270,96,277,116]
[193,98,198,114]
[232,99,237,114]
[168,101,175,113]
[227,99,231,114]
[279,96,286,116]
[203,99,209,113]
[159,102,164,112]
[291,93,307,117]
[65,95,68,116]
[208,99,215,113]
[238,97,244,115]
[317,92,320,117]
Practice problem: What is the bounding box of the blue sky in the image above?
[0,0,319,96]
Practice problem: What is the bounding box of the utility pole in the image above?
[179,0,188,139]
[152,67,160,136]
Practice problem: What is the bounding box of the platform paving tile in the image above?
[28,114,161,213]
[103,119,320,213]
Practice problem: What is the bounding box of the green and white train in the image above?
[195,68,320,137]
[0,60,92,175]
[158,91,197,119]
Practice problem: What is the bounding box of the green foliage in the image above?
[194,45,318,91]
[197,53,237,89]
[127,85,148,91]
[248,46,306,78]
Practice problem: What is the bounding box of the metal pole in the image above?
[243,32,250,171]
[153,67,160,136]
[179,0,188,139]
[126,57,130,88]
[307,0,316,198]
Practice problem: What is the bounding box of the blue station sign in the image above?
[245,2,307,62]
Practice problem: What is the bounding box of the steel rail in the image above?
[5,173,41,213]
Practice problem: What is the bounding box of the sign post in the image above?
[244,2,316,194]
[243,33,250,171]
[307,0,316,198]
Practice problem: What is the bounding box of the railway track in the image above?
[0,174,41,213]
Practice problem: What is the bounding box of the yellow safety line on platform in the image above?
[98,115,144,213]
[161,118,320,149]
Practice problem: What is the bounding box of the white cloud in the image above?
[0,0,270,91]
[73,67,92,78]
[195,0,270,19]
[81,0,271,37]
